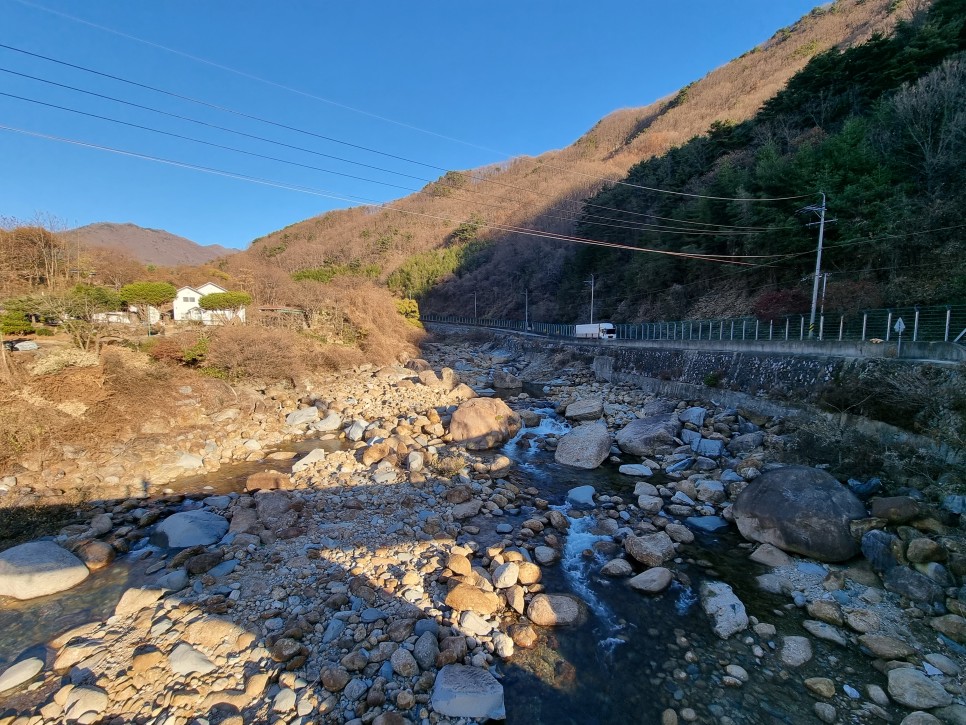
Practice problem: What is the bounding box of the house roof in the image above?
[176,282,228,295]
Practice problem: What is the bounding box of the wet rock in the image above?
[780,636,813,667]
[449,398,522,450]
[805,677,835,699]
[802,620,847,646]
[245,469,293,492]
[619,464,653,477]
[887,668,953,709]
[628,567,673,594]
[74,540,115,571]
[814,703,837,723]
[508,623,538,648]
[601,558,633,577]
[526,594,586,626]
[431,664,505,720]
[567,485,596,508]
[625,532,675,567]
[700,581,748,639]
[151,510,229,548]
[900,713,942,725]
[732,466,866,562]
[0,541,90,600]
[615,414,681,457]
[554,421,612,470]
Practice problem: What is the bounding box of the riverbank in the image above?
[0,335,964,723]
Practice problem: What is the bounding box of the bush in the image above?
[205,326,308,383]
[35,327,54,336]
[31,348,99,376]
[1,311,35,335]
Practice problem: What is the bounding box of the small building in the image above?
[172,282,247,325]
[91,306,161,325]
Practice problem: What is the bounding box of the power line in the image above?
[0,123,789,266]
[0,41,813,217]
[0,74,790,238]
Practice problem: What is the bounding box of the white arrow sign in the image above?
[894,317,906,334]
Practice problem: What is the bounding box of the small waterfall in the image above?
[556,505,626,652]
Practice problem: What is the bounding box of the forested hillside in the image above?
[223,0,901,323]
[560,0,966,323]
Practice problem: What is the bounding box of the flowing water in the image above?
[1,403,899,723]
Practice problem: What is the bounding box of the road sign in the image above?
[894,318,905,334]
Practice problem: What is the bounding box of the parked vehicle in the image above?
[574,322,616,339]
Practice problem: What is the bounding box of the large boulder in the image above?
[554,421,612,470]
[732,466,866,562]
[700,580,749,639]
[615,414,681,457]
[448,398,522,450]
[151,511,229,548]
[0,541,89,600]
[526,594,586,626]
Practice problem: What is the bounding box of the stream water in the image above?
[1,402,899,723]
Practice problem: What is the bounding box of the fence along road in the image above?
[421,303,966,362]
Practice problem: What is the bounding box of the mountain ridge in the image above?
[66,222,235,267]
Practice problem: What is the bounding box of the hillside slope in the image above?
[67,222,235,267]
[225,0,901,320]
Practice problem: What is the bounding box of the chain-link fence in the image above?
[422,304,966,344]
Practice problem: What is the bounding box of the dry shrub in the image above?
[30,347,100,376]
[206,326,309,383]
[687,287,754,320]
[146,331,207,364]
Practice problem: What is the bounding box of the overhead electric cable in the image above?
[0,123,781,265]
[0,41,812,216]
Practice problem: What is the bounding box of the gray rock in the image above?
[691,437,725,458]
[492,370,523,389]
[202,495,231,510]
[678,407,707,426]
[492,562,520,588]
[637,495,663,514]
[273,688,297,713]
[156,569,189,591]
[564,399,604,421]
[700,580,748,639]
[628,567,673,594]
[391,647,420,677]
[685,516,730,533]
[313,411,343,432]
[780,636,814,666]
[533,547,558,566]
[862,530,900,572]
[885,566,945,603]
[13,340,38,351]
[285,407,320,426]
[567,485,596,508]
[64,685,107,722]
[451,499,483,520]
[625,532,675,567]
[0,541,89,600]
[732,466,866,562]
[619,464,653,477]
[600,558,633,577]
[292,448,327,473]
[814,703,837,724]
[346,418,368,442]
[616,413,682,457]
[554,421,612,469]
[431,664,505,720]
[900,713,942,725]
[888,668,953,709]
[414,630,439,670]
[696,480,725,503]
[175,452,204,469]
[343,677,368,701]
[749,543,794,567]
[168,643,216,675]
[151,511,229,548]
[728,432,765,455]
[0,658,43,694]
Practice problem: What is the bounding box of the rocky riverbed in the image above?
[1,335,966,724]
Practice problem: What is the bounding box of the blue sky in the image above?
[1,1,825,249]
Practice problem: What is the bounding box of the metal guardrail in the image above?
[422,304,966,345]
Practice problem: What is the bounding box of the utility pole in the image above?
[585,274,596,324]
[799,193,833,339]
[524,288,529,331]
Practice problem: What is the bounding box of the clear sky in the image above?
[1,0,826,249]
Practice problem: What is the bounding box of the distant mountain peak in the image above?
[66,222,236,267]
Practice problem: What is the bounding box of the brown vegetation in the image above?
[221,0,899,321]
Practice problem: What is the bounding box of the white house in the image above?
[172,282,247,325]
[91,306,161,325]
